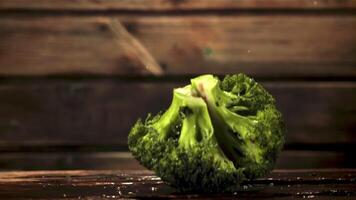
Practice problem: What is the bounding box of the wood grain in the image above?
[0,81,354,147]
[0,17,154,76]
[0,151,355,171]
[1,0,356,11]
[108,19,164,75]
[0,169,355,199]
[0,16,355,77]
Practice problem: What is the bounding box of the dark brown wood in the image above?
[0,16,355,77]
[0,81,354,147]
[0,169,355,199]
[1,0,356,11]
[0,152,145,171]
[276,151,356,169]
[0,150,354,171]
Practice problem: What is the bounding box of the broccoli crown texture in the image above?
[128,74,285,192]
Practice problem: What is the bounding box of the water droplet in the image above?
[103,195,116,199]
[151,186,158,191]
[142,175,160,181]
[117,187,122,195]
[63,193,67,198]
[155,181,163,184]
[121,182,133,185]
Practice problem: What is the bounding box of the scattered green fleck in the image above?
[203,47,214,57]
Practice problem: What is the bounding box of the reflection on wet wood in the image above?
[0,169,355,199]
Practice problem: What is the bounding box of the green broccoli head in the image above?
[128,74,285,192]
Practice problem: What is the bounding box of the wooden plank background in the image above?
[1,0,356,11]
[0,16,355,77]
[0,81,355,146]
[0,0,355,170]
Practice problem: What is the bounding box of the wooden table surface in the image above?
[0,169,355,199]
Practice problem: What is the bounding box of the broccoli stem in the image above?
[152,90,181,140]
[179,112,198,148]
[152,85,214,143]
[152,84,229,165]
[191,75,262,167]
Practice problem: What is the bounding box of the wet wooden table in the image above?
[0,169,355,199]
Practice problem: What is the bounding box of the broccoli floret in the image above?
[128,74,285,192]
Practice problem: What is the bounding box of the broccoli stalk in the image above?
[151,85,232,165]
[151,86,212,142]
[191,75,264,169]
